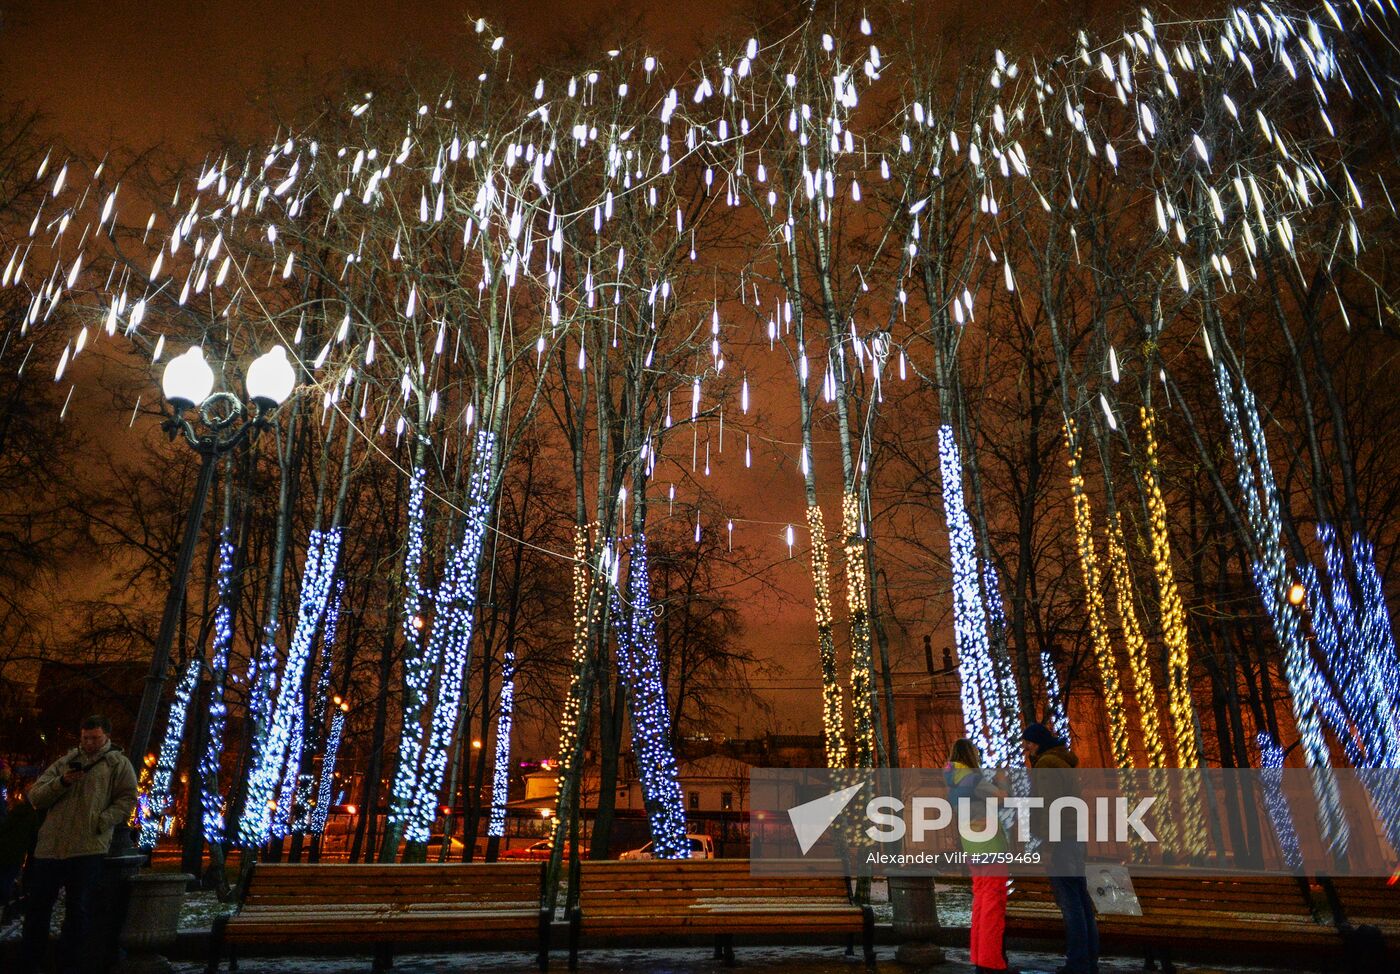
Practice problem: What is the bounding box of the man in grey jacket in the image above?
[21,714,138,974]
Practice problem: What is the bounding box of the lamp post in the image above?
[127,344,296,772]
[103,345,293,972]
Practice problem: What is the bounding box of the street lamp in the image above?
[127,344,296,775]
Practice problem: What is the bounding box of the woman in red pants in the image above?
[946,739,1020,974]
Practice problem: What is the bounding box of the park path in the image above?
[172,943,1320,974]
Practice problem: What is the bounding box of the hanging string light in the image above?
[1213,362,1348,853]
[1104,510,1185,852]
[1039,649,1071,744]
[842,490,878,766]
[1351,534,1400,720]
[806,504,848,769]
[1258,733,1303,872]
[200,530,236,844]
[1304,529,1400,848]
[310,699,348,835]
[289,576,345,836]
[406,429,498,844]
[385,461,432,844]
[937,425,1009,763]
[270,707,305,840]
[311,578,345,726]
[1298,562,1367,768]
[1064,419,1133,771]
[141,650,201,848]
[1315,524,1400,766]
[487,646,516,839]
[1105,512,1168,769]
[239,526,342,846]
[616,534,688,857]
[979,561,1023,768]
[1140,408,1202,767]
[241,619,285,838]
[555,523,598,820]
[1137,408,1207,856]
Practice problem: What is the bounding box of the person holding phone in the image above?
[20,715,137,974]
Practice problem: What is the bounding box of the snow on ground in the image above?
[0,884,957,942]
[1,883,1326,972]
[175,943,1323,974]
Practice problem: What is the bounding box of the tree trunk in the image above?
[352,591,395,864]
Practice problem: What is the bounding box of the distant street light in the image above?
[127,344,296,772]
[1287,582,1307,607]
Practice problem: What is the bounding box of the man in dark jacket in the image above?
[0,781,39,922]
[1023,722,1098,974]
[21,715,138,974]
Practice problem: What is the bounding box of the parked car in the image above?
[618,834,715,860]
[499,839,588,862]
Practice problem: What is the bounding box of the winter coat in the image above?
[1030,744,1079,771]
[1029,742,1085,873]
[28,744,138,860]
[945,762,1009,854]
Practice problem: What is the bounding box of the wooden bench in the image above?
[206,862,550,973]
[566,859,873,969]
[1315,875,1398,932]
[1312,876,1398,961]
[1006,873,1337,968]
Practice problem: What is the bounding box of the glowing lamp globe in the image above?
[161,347,215,410]
[246,345,296,409]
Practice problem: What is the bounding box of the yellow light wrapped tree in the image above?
[1065,419,1134,771]
[807,503,849,769]
[1140,407,1203,768]
[842,490,878,767]
[555,522,599,820]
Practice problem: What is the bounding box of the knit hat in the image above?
[1022,722,1061,751]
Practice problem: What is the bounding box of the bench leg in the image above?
[372,944,394,972]
[568,911,580,971]
[713,936,725,961]
[538,907,552,971]
[721,934,736,967]
[205,916,227,974]
[862,905,877,966]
